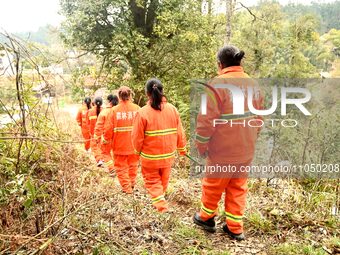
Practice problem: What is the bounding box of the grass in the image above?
[1,106,339,255]
[175,224,205,240]
[331,58,340,77]
[247,211,274,233]
[324,236,340,250]
[270,243,328,255]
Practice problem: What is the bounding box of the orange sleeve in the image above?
[87,110,95,136]
[89,117,94,136]
[76,108,82,126]
[195,89,221,156]
[86,110,91,128]
[131,111,145,155]
[102,109,114,143]
[176,110,187,156]
[94,110,106,139]
[91,119,96,136]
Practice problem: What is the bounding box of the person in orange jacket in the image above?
[76,97,92,151]
[93,94,119,167]
[132,78,187,213]
[193,45,263,240]
[87,97,103,164]
[103,86,140,193]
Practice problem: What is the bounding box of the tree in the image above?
[60,0,220,111]
[231,1,328,78]
[283,1,340,33]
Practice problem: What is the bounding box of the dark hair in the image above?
[146,78,164,111]
[94,97,103,116]
[84,97,91,110]
[217,45,245,68]
[118,86,132,101]
[107,94,119,106]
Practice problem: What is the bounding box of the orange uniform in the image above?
[104,101,140,193]
[87,107,102,162]
[94,106,113,163]
[132,98,187,212]
[195,66,263,234]
[76,105,91,151]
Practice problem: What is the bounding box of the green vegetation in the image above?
[271,243,327,255]
[0,0,339,254]
[283,1,340,33]
[58,0,339,122]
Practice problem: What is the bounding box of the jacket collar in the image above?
[218,66,244,75]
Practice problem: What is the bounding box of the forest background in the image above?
[0,0,339,254]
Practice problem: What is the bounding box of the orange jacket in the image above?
[104,100,140,155]
[76,105,90,129]
[94,106,112,142]
[195,66,263,164]
[87,107,102,136]
[132,98,187,168]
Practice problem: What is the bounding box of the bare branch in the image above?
[238,2,265,23]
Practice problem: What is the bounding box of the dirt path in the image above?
[61,104,79,120]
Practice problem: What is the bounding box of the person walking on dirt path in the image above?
[131,78,187,213]
[193,45,263,240]
[94,94,119,167]
[102,86,140,193]
[76,97,92,151]
[87,97,103,164]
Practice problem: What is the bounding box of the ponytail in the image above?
[234,50,245,62]
[118,86,133,101]
[112,95,119,106]
[84,97,91,110]
[217,45,245,68]
[146,78,164,111]
[107,94,119,106]
[96,105,100,116]
[94,97,103,116]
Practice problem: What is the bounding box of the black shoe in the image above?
[222,223,245,241]
[193,213,216,233]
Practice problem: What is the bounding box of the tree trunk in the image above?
[129,0,146,33]
[145,0,159,37]
[225,0,235,45]
[129,0,159,38]
[207,0,213,14]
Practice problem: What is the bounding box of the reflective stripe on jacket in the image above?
[105,101,140,155]
[76,105,90,128]
[94,106,112,141]
[87,107,102,136]
[132,98,187,168]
